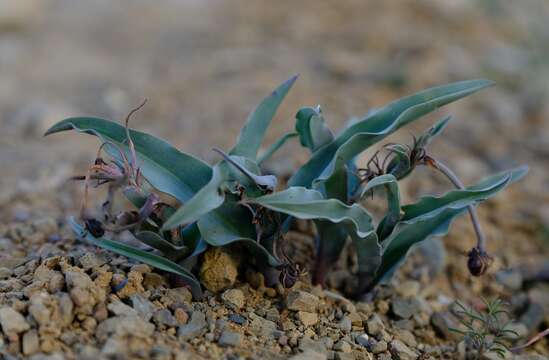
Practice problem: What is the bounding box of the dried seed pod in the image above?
[467,247,493,276]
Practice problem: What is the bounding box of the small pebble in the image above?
[286,290,320,312]
[333,340,352,353]
[218,330,242,347]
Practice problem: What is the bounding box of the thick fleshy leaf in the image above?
[197,200,282,266]
[401,167,528,221]
[213,149,278,193]
[350,231,381,294]
[295,106,334,152]
[230,75,298,160]
[45,117,211,203]
[416,115,452,149]
[252,187,374,238]
[361,174,401,240]
[162,164,226,231]
[289,79,494,188]
[134,231,188,258]
[312,220,348,285]
[180,223,202,251]
[69,218,202,299]
[310,156,351,285]
[375,207,467,287]
[371,166,525,289]
[464,165,528,192]
[346,159,362,200]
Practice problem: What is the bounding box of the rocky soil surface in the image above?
[1,1,548,359]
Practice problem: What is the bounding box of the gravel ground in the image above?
[1,1,548,359]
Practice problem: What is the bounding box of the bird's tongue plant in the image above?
[45,75,527,300]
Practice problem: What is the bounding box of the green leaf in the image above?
[257,132,298,165]
[252,187,374,238]
[401,167,528,221]
[45,117,211,203]
[69,217,202,299]
[361,174,401,240]
[312,220,348,285]
[372,167,524,288]
[415,115,452,149]
[134,231,188,259]
[310,160,349,285]
[230,75,298,160]
[289,79,494,188]
[350,231,381,294]
[162,164,226,231]
[295,106,334,152]
[213,149,278,193]
[197,200,282,267]
[375,207,468,287]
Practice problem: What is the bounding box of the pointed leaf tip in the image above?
[42,117,212,203]
[230,75,299,159]
[44,121,74,136]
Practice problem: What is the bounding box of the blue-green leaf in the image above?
[375,207,468,287]
[69,218,202,299]
[349,231,381,294]
[372,166,525,288]
[252,187,374,238]
[134,231,188,257]
[312,220,348,285]
[401,167,527,221]
[230,75,298,160]
[289,79,494,188]
[162,164,226,231]
[45,117,211,203]
[197,200,282,267]
[416,115,452,149]
[311,157,349,285]
[295,106,334,153]
[361,174,401,240]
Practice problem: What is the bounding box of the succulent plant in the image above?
[45,75,527,299]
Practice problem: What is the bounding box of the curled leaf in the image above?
[360,174,401,240]
[290,79,494,188]
[295,106,334,152]
[252,187,374,238]
[370,167,525,291]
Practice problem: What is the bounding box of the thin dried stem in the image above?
[428,158,487,251]
[511,328,549,352]
[124,99,148,175]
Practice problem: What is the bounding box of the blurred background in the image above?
[0,1,548,253]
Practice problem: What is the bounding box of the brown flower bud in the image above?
[467,247,493,276]
[84,218,105,238]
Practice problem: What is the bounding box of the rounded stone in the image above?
[199,248,239,293]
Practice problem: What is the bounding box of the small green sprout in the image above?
[45,76,527,299]
[450,298,520,359]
